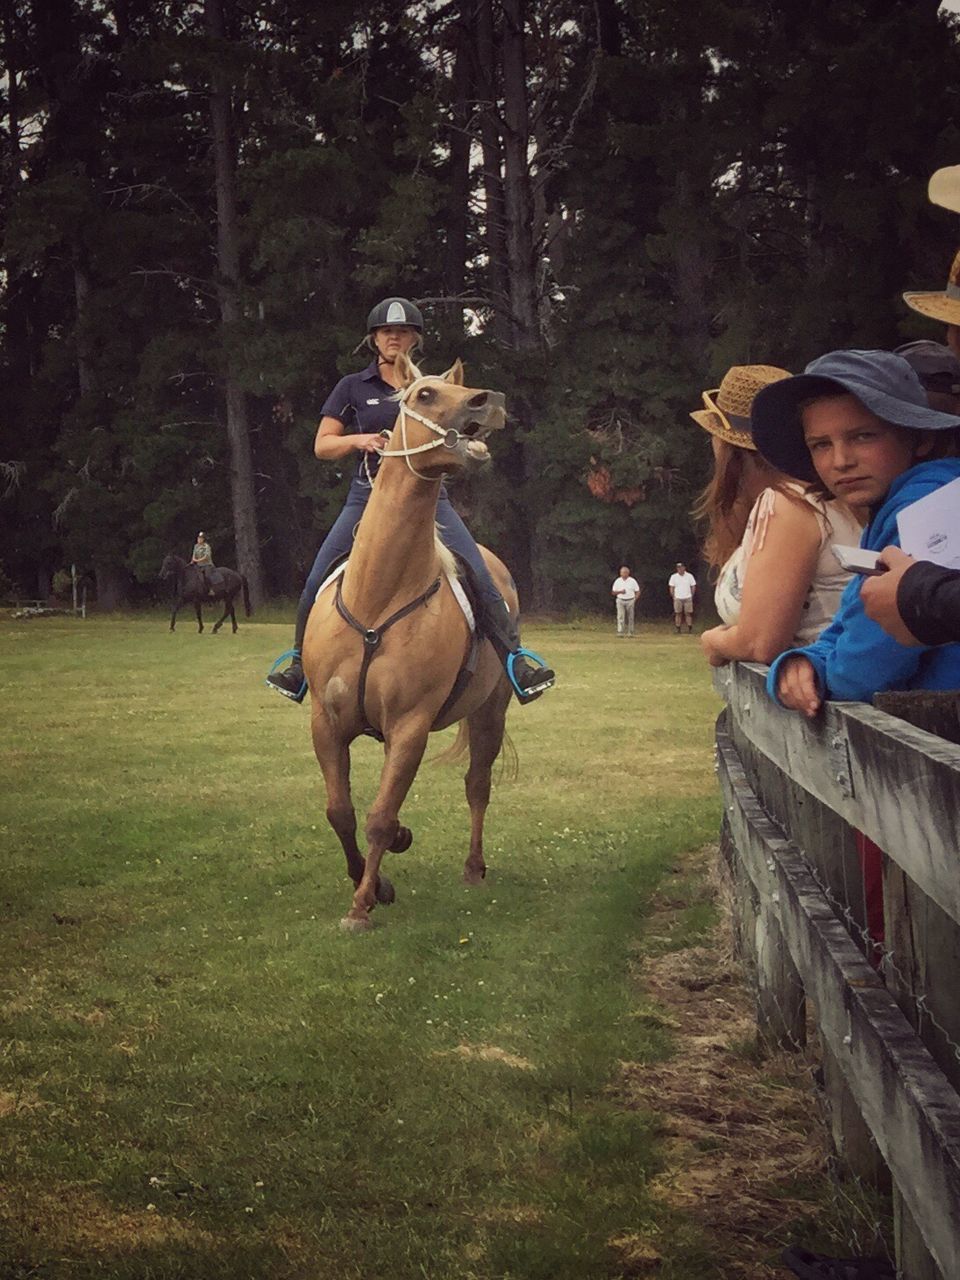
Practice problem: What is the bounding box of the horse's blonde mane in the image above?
[434,532,457,579]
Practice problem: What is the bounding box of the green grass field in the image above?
[1,613,724,1279]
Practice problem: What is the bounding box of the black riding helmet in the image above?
[366,296,423,332]
[361,297,425,357]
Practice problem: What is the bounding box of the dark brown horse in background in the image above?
[159,555,251,633]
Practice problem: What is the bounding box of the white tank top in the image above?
[714,485,862,647]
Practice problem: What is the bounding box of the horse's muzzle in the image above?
[450,391,506,439]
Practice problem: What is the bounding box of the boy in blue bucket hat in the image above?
[750,349,960,715]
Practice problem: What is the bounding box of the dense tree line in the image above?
[2,0,959,613]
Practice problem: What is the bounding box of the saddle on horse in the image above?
[266,553,551,715]
[197,567,225,596]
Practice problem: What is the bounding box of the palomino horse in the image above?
[303,354,513,931]
[159,555,252,633]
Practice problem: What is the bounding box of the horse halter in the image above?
[378,377,486,482]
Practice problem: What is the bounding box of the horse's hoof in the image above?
[463,866,486,886]
[389,825,413,854]
[339,913,373,933]
[376,876,396,906]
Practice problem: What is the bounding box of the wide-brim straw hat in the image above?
[690,364,792,449]
[929,166,960,214]
[903,248,960,326]
[752,349,960,483]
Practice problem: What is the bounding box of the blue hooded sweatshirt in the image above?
[767,457,960,704]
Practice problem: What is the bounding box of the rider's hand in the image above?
[356,433,388,454]
[776,655,821,718]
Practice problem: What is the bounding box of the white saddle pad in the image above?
[316,562,475,632]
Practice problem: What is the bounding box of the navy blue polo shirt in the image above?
[321,362,400,483]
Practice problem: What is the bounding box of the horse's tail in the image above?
[432,721,470,766]
[431,723,518,782]
[496,730,519,783]
[242,575,252,616]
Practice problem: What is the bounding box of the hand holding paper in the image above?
[861,547,922,646]
[896,475,960,570]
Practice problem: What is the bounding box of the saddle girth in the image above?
[335,575,443,742]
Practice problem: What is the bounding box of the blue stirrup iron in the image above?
[506,647,552,698]
[266,649,308,702]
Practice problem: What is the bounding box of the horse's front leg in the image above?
[169,598,180,632]
[195,602,203,633]
[212,601,230,634]
[343,725,429,932]
[229,599,238,633]
[462,683,511,885]
[312,729,366,890]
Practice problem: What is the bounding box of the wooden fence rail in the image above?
[714,662,960,1280]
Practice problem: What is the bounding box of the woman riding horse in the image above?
[304,355,520,929]
[265,296,555,704]
[159,554,250,633]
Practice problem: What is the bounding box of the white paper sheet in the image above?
[896,474,960,569]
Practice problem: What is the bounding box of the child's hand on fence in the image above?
[861,546,921,647]
[776,655,821,717]
[700,626,728,667]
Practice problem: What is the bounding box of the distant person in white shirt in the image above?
[668,563,697,634]
[612,566,641,636]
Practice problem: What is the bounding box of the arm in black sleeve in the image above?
[896,561,960,646]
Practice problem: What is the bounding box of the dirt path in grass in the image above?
[608,846,861,1280]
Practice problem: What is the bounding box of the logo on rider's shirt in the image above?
[366,398,380,405]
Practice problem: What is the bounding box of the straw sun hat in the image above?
[928,166,960,214]
[903,248,960,326]
[690,365,792,449]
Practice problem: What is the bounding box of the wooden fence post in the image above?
[820,1043,888,1191]
[719,750,805,1052]
[895,1195,944,1280]
[755,909,806,1052]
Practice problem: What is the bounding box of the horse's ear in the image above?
[395,351,421,388]
[443,358,465,385]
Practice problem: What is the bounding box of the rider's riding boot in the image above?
[265,652,307,702]
[482,600,555,704]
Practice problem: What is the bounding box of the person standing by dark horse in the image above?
[265,296,556,704]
